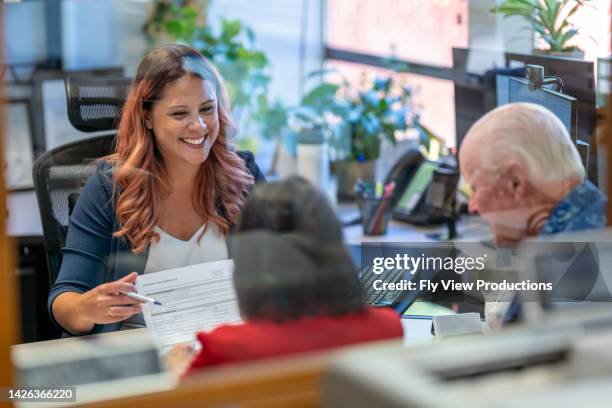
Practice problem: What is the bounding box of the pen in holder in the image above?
[355,180,395,236]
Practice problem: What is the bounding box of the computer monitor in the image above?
[495,75,511,106]
[453,48,595,150]
[508,77,578,141]
[596,57,611,108]
[576,139,590,171]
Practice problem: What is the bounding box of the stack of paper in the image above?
[136,259,241,349]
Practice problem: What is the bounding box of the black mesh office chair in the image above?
[65,76,132,132]
[33,76,131,284]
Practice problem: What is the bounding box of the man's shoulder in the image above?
[562,180,606,230]
[541,180,607,235]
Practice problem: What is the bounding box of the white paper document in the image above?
[135,259,241,348]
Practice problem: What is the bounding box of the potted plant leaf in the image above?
[269,77,347,178]
[491,0,593,58]
[338,77,415,198]
[293,73,415,198]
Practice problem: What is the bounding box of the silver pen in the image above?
[121,291,162,306]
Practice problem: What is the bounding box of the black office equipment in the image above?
[361,264,408,307]
[496,75,511,106]
[503,69,592,176]
[17,235,61,342]
[454,48,595,147]
[32,135,116,284]
[393,161,438,220]
[454,48,598,184]
[383,147,424,209]
[424,167,460,240]
[576,140,590,171]
[504,52,596,143]
[346,243,417,311]
[64,76,132,132]
[392,160,460,231]
[508,76,577,141]
[29,67,124,157]
[32,76,129,284]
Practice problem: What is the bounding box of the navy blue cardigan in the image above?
[48,151,265,335]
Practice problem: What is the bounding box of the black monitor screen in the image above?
[508,77,577,141]
[496,75,511,107]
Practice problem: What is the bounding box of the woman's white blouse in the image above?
[144,222,228,274]
[120,222,228,330]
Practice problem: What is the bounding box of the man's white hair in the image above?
[465,102,585,187]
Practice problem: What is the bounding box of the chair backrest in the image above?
[65,76,132,133]
[33,75,131,285]
[33,135,116,284]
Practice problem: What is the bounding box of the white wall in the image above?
[110,0,151,77]
[62,0,116,70]
[104,0,322,170]
[207,0,324,106]
[468,0,533,54]
[4,1,47,65]
[109,0,323,106]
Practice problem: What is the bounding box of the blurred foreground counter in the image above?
[11,329,175,407]
[323,304,612,408]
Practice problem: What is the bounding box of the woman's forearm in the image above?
[52,292,95,335]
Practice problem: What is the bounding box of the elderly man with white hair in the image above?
[459,102,606,243]
[459,103,607,326]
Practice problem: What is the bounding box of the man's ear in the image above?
[505,163,529,200]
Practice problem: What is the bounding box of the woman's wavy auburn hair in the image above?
[107,44,254,253]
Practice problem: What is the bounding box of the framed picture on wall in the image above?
[3,98,35,191]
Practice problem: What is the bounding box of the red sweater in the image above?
[187,308,402,372]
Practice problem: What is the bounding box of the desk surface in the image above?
[340,203,491,245]
[8,190,492,243]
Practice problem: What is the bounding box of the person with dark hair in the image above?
[48,44,265,335]
[167,177,402,373]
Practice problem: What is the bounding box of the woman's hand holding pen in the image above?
[75,272,144,324]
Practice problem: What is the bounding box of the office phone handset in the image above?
[384,148,459,226]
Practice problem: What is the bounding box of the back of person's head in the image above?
[229,176,365,322]
[461,102,584,189]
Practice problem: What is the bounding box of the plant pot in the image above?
[533,48,585,60]
[334,159,376,201]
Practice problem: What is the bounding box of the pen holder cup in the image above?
[359,196,393,236]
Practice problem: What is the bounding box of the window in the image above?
[326,1,468,147]
[325,60,457,148]
[327,0,468,68]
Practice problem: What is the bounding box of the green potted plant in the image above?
[265,77,343,178]
[292,74,417,198]
[491,0,592,58]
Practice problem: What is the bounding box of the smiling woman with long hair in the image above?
[48,44,265,335]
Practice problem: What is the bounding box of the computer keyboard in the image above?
[360,266,409,307]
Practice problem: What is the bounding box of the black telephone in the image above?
[384,148,460,227]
